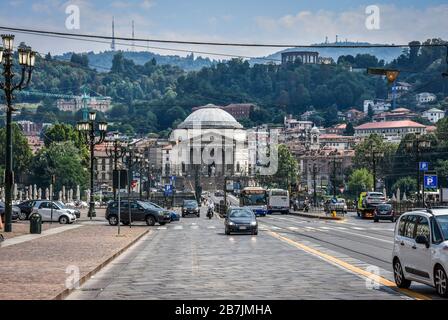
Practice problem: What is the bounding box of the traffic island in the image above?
[0,224,150,300]
[290,210,345,221]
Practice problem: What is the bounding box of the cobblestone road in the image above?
[68,210,409,300]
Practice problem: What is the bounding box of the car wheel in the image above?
[252,230,258,235]
[122,221,130,226]
[146,215,156,226]
[225,228,230,235]
[391,217,396,223]
[374,218,379,223]
[59,216,69,225]
[182,214,185,218]
[393,259,411,289]
[159,222,166,226]
[197,214,200,217]
[18,211,27,221]
[108,215,119,226]
[434,265,448,298]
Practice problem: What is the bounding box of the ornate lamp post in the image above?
[0,35,35,232]
[77,111,108,219]
[106,132,126,200]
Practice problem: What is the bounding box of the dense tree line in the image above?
[12,39,448,136]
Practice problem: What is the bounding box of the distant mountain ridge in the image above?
[55,51,217,72]
[249,41,404,65]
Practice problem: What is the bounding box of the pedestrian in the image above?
[0,214,4,243]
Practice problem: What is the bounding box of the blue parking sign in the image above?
[424,175,438,189]
[164,184,173,196]
[419,162,429,171]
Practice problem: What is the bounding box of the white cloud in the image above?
[141,0,155,9]
[254,5,448,45]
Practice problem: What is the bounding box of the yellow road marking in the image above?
[267,230,432,301]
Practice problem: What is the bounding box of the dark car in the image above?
[144,201,180,222]
[182,200,200,218]
[225,207,258,235]
[106,200,171,226]
[0,202,20,221]
[373,203,396,222]
[17,200,36,220]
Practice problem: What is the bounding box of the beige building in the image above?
[355,120,427,142]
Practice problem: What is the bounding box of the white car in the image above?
[32,200,77,224]
[392,208,448,297]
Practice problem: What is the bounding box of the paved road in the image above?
[68,208,422,300]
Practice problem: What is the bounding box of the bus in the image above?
[267,189,290,214]
[240,187,268,217]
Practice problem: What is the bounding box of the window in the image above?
[398,215,407,236]
[416,216,430,239]
[431,217,444,244]
[39,202,49,209]
[404,215,417,239]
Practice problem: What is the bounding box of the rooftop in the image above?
[178,104,243,129]
[355,120,426,130]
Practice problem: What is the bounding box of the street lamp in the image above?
[77,112,108,219]
[105,132,126,200]
[0,35,35,232]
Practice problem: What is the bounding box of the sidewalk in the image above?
[290,209,345,221]
[0,222,150,300]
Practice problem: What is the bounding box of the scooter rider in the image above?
[207,199,215,218]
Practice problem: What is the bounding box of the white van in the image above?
[267,189,289,214]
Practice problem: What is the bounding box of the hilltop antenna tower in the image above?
[132,20,135,52]
[111,17,116,51]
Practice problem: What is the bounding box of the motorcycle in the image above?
[207,207,214,219]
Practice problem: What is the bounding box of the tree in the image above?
[344,122,355,136]
[30,141,88,190]
[348,168,373,196]
[0,124,33,182]
[353,134,398,185]
[392,176,417,195]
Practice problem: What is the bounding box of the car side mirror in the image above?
[415,235,430,248]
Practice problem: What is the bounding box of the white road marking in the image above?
[352,227,366,230]
[173,225,183,230]
[288,226,300,231]
[207,226,216,229]
[157,227,167,230]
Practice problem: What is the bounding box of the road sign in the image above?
[164,184,173,196]
[419,162,429,171]
[424,175,438,189]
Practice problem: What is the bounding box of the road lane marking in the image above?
[173,225,183,230]
[330,228,393,244]
[207,226,216,229]
[157,227,167,230]
[267,230,431,301]
[352,227,366,230]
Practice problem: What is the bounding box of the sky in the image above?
[1,0,448,59]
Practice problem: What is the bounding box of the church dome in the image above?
[178,104,243,129]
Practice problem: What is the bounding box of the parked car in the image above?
[31,200,77,224]
[106,200,171,226]
[144,201,180,222]
[225,207,258,235]
[55,201,81,218]
[374,203,396,222]
[324,198,348,215]
[362,192,386,207]
[17,200,36,220]
[0,202,20,222]
[214,190,224,197]
[182,200,200,217]
[392,208,448,297]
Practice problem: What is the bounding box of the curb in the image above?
[291,212,344,221]
[53,228,151,300]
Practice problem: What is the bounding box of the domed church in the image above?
[163,104,249,181]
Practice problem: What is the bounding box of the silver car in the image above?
[32,200,77,224]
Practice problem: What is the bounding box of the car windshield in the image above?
[271,190,287,196]
[369,193,384,198]
[184,201,198,207]
[377,204,392,210]
[56,201,66,209]
[138,201,159,210]
[435,215,448,239]
[229,209,253,218]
